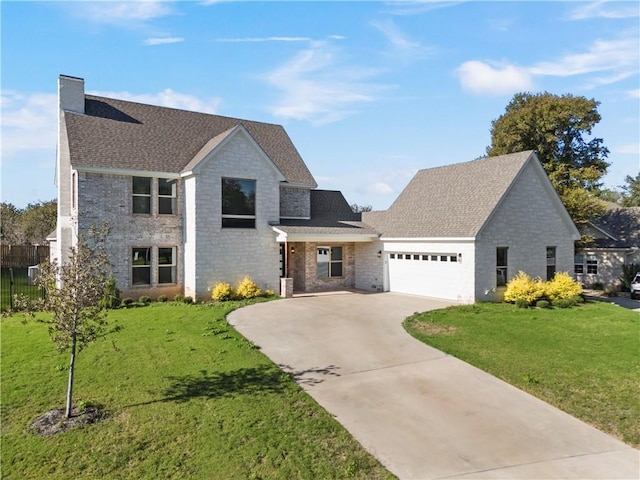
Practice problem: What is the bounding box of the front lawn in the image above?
[404,301,640,447]
[2,301,392,479]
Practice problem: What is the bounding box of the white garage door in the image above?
[387,252,464,300]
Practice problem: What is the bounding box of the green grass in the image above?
[403,301,640,447]
[2,301,393,480]
[1,268,44,311]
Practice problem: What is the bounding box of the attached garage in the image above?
[386,250,468,301]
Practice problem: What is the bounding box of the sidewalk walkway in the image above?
[228,292,639,479]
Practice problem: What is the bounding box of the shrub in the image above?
[121,298,134,307]
[235,276,261,299]
[552,297,578,309]
[211,282,234,302]
[183,296,194,304]
[620,262,640,292]
[138,295,151,305]
[536,300,550,309]
[99,275,121,309]
[263,289,276,297]
[157,295,168,303]
[504,271,545,305]
[515,298,529,309]
[603,285,617,297]
[173,294,185,303]
[545,272,582,301]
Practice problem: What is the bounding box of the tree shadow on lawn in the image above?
[126,363,340,407]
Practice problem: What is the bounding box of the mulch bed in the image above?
[29,406,104,436]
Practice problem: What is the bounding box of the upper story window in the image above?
[222,178,256,228]
[158,178,177,215]
[496,247,508,287]
[133,177,151,214]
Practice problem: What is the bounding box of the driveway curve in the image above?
[228,291,639,480]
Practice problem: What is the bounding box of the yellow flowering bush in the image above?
[545,272,583,300]
[503,271,546,305]
[211,282,234,301]
[235,276,261,299]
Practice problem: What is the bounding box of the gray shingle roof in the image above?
[65,95,317,187]
[277,190,378,236]
[591,206,640,249]
[362,151,535,238]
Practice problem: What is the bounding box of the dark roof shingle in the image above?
[65,95,317,186]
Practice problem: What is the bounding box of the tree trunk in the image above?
[65,329,77,418]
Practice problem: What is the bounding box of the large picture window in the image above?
[317,246,343,278]
[132,177,151,214]
[496,247,508,287]
[222,178,256,228]
[158,247,176,284]
[158,178,177,215]
[132,247,151,285]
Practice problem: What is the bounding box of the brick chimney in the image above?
[58,75,85,114]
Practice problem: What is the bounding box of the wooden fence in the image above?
[1,245,50,268]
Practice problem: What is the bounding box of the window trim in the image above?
[496,247,508,287]
[158,178,177,215]
[131,246,152,286]
[132,177,152,215]
[317,245,343,278]
[221,178,256,229]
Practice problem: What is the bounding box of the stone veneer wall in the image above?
[76,172,184,299]
[279,186,310,218]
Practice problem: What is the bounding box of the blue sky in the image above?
[2,0,639,209]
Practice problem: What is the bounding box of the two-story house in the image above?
[52,75,579,303]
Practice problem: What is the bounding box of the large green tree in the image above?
[0,200,57,245]
[619,173,640,207]
[487,92,609,230]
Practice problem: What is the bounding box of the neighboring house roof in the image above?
[275,190,379,240]
[589,206,640,249]
[64,95,317,187]
[363,151,539,238]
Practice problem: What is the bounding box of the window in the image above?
[574,253,584,274]
[422,255,428,260]
[450,255,458,262]
[586,254,598,274]
[546,247,556,280]
[317,246,343,278]
[390,253,396,259]
[158,178,177,215]
[413,254,420,260]
[132,247,151,285]
[440,255,448,262]
[431,255,438,261]
[222,178,256,228]
[133,177,151,214]
[497,247,508,287]
[158,247,176,284]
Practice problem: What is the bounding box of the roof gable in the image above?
[181,124,286,181]
[65,95,317,187]
[590,206,640,248]
[367,151,535,238]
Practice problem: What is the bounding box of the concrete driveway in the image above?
[228,292,639,479]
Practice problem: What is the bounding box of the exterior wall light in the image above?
[377,250,382,258]
[290,245,296,254]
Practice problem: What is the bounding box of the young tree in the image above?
[16,224,120,418]
[487,92,609,231]
[350,203,373,213]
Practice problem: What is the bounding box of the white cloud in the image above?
[529,38,639,78]
[366,181,394,195]
[75,0,174,24]
[89,89,221,114]
[386,1,467,16]
[265,42,391,124]
[371,19,436,60]
[618,144,640,155]
[628,89,640,99]
[1,91,58,156]
[144,37,184,46]
[456,61,534,96]
[458,34,639,95]
[215,36,310,43]
[568,1,639,20]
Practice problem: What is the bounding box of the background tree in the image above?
[487,92,609,232]
[619,173,640,207]
[350,203,373,213]
[15,224,120,418]
[0,200,57,245]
